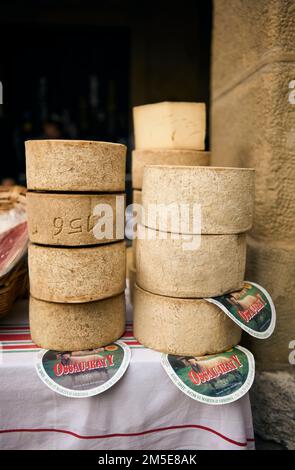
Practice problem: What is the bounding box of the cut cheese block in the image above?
[142,165,255,234]
[29,241,126,303]
[133,102,206,150]
[136,225,246,297]
[30,294,125,351]
[26,140,126,192]
[134,285,241,356]
[27,192,125,246]
[132,149,210,189]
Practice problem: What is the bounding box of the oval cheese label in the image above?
[36,341,131,398]
[206,281,276,339]
[162,346,255,405]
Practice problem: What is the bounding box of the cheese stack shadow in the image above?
[130,102,210,299]
[133,164,255,356]
[26,140,127,351]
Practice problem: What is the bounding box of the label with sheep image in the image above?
[162,346,255,405]
[205,281,276,339]
[36,341,131,398]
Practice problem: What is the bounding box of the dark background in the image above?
[0,0,212,197]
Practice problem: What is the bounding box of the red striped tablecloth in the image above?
[0,292,255,450]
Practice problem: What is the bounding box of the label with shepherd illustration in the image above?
[206,281,276,339]
[36,341,131,398]
[162,346,255,405]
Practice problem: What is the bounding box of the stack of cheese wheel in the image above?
[130,102,210,301]
[133,111,255,356]
[26,140,127,351]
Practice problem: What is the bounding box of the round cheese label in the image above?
[162,346,255,405]
[36,341,131,398]
[206,281,276,339]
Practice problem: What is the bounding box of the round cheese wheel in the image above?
[131,190,142,267]
[30,293,125,351]
[132,149,210,189]
[26,140,126,192]
[136,225,246,297]
[134,284,241,356]
[29,241,126,303]
[27,192,125,246]
[142,165,255,234]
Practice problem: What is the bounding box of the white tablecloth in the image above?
[0,289,255,450]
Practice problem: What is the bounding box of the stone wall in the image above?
[211,0,295,448]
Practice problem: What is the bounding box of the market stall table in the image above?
[0,288,255,450]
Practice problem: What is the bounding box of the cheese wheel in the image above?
[133,102,206,150]
[142,165,255,234]
[27,192,125,246]
[136,225,246,298]
[29,241,126,303]
[26,140,126,192]
[132,149,210,189]
[132,190,142,267]
[134,285,241,356]
[30,294,125,351]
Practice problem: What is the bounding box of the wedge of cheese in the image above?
[30,293,125,351]
[133,102,206,150]
[27,192,125,246]
[26,140,126,192]
[132,149,210,189]
[136,225,246,298]
[134,284,241,356]
[28,241,126,303]
[142,165,255,234]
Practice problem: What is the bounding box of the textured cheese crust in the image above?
[29,241,126,303]
[26,140,126,192]
[30,294,125,351]
[132,149,210,189]
[136,226,246,297]
[27,192,125,246]
[142,165,255,234]
[132,190,142,267]
[134,285,241,356]
[133,102,206,150]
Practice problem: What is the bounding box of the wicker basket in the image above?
[0,259,29,318]
[0,185,28,318]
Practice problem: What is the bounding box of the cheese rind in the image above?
[132,190,142,267]
[133,102,206,150]
[142,165,255,234]
[136,226,246,297]
[134,284,241,356]
[30,294,125,351]
[132,149,210,189]
[28,241,126,303]
[27,192,125,246]
[26,140,126,192]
